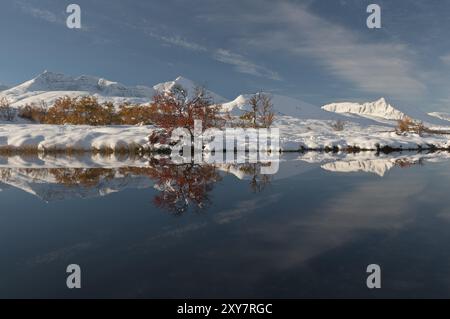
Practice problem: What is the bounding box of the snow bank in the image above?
[276,117,450,151]
[0,124,153,151]
[2,116,450,153]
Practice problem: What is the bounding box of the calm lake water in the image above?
[0,153,450,298]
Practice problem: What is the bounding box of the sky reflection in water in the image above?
[0,153,449,298]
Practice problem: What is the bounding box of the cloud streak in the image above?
[232,1,426,98]
[213,49,281,81]
[16,1,62,24]
[147,32,208,52]
[143,26,281,80]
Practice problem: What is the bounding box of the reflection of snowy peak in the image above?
[0,168,154,202]
[321,159,396,177]
[322,98,406,121]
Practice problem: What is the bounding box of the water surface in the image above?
[0,153,449,298]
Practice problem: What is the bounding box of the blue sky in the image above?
[1,0,450,111]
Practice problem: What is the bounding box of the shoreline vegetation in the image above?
[0,146,450,156]
[3,88,450,155]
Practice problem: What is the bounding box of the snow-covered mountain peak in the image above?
[174,75,194,85]
[0,71,159,107]
[429,112,450,122]
[222,92,350,121]
[321,98,406,121]
[154,76,195,93]
[376,97,387,104]
[153,76,227,103]
[0,72,230,108]
[25,71,155,98]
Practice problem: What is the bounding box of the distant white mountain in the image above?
[2,71,448,128]
[428,112,450,122]
[1,71,155,107]
[222,94,336,120]
[0,71,226,108]
[221,93,392,127]
[322,98,406,121]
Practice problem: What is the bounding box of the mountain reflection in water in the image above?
[0,151,447,212]
[2,151,450,298]
[0,156,274,213]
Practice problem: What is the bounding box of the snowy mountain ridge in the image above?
[322,98,406,121]
[0,71,448,126]
[9,70,155,98]
[429,112,450,122]
[0,71,226,108]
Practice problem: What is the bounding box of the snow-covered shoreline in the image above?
[0,124,152,152]
[277,118,450,151]
[1,119,450,153]
[3,71,450,153]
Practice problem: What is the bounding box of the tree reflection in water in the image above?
[0,158,274,214]
[144,158,222,214]
[238,163,273,193]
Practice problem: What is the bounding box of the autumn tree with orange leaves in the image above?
[149,85,225,138]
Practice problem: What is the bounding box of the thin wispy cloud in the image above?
[230,1,426,98]
[147,32,207,52]
[26,7,58,23]
[7,0,449,109]
[214,49,281,81]
[141,23,281,80]
[15,0,92,32]
[16,0,62,24]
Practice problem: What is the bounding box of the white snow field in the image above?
[2,71,450,152]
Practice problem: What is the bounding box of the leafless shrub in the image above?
[240,92,275,128]
[0,97,16,121]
